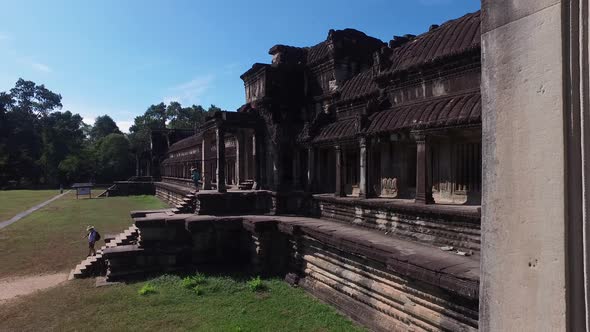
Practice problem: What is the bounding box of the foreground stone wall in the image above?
[297,236,478,331]
[105,213,479,332]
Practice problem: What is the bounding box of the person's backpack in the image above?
[95,231,101,242]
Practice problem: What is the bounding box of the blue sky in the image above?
[0,0,480,131]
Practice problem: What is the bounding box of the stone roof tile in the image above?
[366,91,481,134]
[387,11,480,74]
[338,69,378,102]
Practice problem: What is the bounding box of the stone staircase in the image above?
[68,225,139,280]
[154,181,197,214]
[172,192,196,213]
[97,184,117,198]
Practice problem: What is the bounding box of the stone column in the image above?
[243,132,250,181]
[335,145,345,197]
[359,137,369,198]
[235,133,242,187]
[293,149,300,190]
[267,141,278,190]
[253,132,265,190]
[216,127,226,193]
[414,133,433,204]
[480,1,589,330]
[201,135,211,190]
[307,147,315,192]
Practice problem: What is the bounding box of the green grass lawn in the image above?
[0,192,166,278]
[0,274,364,332]
[0,189,62,221]
[0,191,364,331]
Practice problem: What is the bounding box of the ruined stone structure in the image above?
[74,11,485,331]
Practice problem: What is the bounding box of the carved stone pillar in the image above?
[235,133,242,187]
[201,135,211,190]
[292,149,300,190]
[216,127,226,193]
[253,132,265,190]
[307,147,315,192]
[335,145,345,197]
[414,133,434,204]
[359,137,369,198]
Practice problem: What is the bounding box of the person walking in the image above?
[191,166,201,192]
[84,225,100,257]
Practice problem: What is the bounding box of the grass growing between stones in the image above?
[0,189,62,221]
[0,192,166,278]
[0,274,365,332]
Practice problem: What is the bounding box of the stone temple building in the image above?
[73,2,590,330]
[155,10,482,331]
[161,11,482,205]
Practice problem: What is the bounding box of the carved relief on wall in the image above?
[380,177,398,197]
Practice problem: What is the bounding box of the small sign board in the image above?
[71,183,93,199]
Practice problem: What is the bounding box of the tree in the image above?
[58,147,96,184]
[94,133,133,182]
[1,79,64,186]
[38,111,86,184]
[0,93,14,185]
[167,103,207,129]
[143,103,168,128]
[9,78,62,117]
[90,115,121,142]
[207,104,223,115]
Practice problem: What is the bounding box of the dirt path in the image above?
[0,190,70,230]
[0,273,69,304]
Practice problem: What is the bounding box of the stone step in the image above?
[69,224,140,280]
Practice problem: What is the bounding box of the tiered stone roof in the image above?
[366,91,481,134]
[338,69,378,102]
[386,11,481,75]
[167,135,199,153]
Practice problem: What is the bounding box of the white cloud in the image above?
[17,57,53,73]
[31,62,52,73]
[164,74,214,105]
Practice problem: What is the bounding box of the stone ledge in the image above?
[132,213,479,299]
[313,194,481,221]
[154,181,194,195]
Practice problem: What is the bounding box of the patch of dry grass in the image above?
[0,189,61,221]
[0,192,166,278]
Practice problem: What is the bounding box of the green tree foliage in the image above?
[89,115,121,142]
[167,102,209,130]
[58,147,96,184]
[0,79,226,187]
[39,111,86,185]
[94,133,133,183]
[0,79,64,186]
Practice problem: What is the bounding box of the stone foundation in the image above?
[103,212,479,332]
[155,181,193,207]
